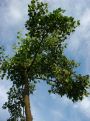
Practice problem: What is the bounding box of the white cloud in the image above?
[6,1,23,25]
[0,0,29,28]
[31,96,46,121]
[65,6,90,74]
[50,94,72,106]
[81,9,90,30]
[0,85,7,101]
[8,5,22,23]
[51,110,63,121]
[0,79,12,102]
[74,97,90,118]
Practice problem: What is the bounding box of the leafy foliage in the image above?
[3,84,25,121]
[0,46,4,64]
[1,0,90,120]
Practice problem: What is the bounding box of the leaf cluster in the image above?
[1,0,90,120]
[2,85,25,121]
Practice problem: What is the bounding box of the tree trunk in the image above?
[24,71,32,121]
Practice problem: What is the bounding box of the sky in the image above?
[0,0,90,121]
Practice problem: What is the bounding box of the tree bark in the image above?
[24,71,32,121]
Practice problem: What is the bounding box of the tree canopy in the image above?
[1,0,90,121]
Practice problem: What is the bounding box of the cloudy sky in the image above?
[0,0,90,121]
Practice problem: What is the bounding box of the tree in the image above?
[1,0,90,121]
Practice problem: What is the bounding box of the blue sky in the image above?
[0,0,90,121]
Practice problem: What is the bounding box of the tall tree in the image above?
[1,0,90,121]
